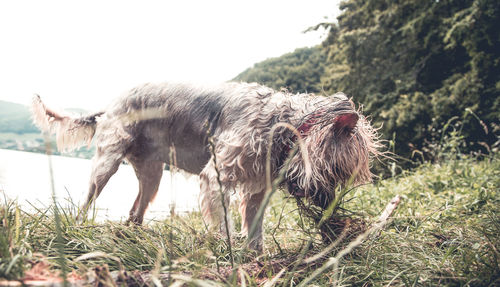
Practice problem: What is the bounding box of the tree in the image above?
[232,0,499,160]
[320,0,499,158]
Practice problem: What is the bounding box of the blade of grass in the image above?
[44,135,69,286]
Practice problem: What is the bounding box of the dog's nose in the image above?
[288,182,306,197]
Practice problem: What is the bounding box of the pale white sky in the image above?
[0,0,340,110]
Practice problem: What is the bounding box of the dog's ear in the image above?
[332,112,358,132]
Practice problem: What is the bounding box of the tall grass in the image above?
[1,138,499,286]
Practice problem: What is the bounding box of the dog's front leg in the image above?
[199,158,234,238]
[239,182,266,252]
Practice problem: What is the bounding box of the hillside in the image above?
[0,100,38,134]
[235,0,500,162]
[234,47,326,94]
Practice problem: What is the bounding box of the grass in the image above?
[1,150,499,286]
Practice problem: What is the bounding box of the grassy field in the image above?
[1,149,499,286]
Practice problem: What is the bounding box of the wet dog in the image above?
[32,82,381,251]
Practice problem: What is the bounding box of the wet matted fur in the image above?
[31,82,381,251]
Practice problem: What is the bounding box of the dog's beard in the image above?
[286,179,334,209]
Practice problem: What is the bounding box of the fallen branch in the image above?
[372,195,401,237]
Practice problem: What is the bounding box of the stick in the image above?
[372,195,401,236]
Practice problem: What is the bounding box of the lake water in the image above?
[0,148,201,221]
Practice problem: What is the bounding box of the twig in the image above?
[270,202,287,255]
[208,137,234,269]
[262,268,286,287]
[167,145,178,285]
[373,195,401,235]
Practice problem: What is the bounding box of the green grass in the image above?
[1,151,499,286]
[336,153,500,286]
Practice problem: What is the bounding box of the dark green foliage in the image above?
[234,47,326,94]
[235,0,500,160]
[321,0,499,159]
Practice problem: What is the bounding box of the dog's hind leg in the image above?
[78,149,124,221]
[127,159,164,224]
[199,157,235,237]
[239,183,266,252]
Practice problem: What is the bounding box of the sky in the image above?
[0,0,340,110]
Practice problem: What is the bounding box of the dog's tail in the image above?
[31,95,104,152]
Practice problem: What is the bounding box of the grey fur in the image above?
[31,82,381,251]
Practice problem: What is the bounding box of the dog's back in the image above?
[98,82,276,172]
[32,82,279,172]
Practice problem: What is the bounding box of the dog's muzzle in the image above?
[287,180,306,197]
[287,180,334,210]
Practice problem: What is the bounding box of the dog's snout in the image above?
[311,190,334,209]
[287,181,306,197]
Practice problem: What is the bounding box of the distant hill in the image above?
[0,100,38,133]
[0,100,93,158]
[0,100,88,134]
[233,47,326,94]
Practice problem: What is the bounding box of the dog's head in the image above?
[284,94,381,209]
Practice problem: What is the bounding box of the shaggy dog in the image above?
[32,82,380,251]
